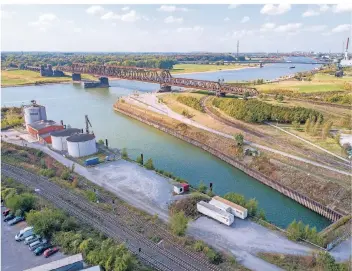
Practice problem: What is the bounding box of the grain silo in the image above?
[51,128,81,151]
[66,134,97,158]
[24,100,47,126]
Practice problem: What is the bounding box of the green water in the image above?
[1,80,330,230]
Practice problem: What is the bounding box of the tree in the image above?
[292,121,300,130]
[286,220,301,241]
[121,148,128,159]
[136,154,143,165]
[258,209,266,220]
[197,181,207,193]
[234,133,244,146]
[144,158,154,170]
[6,193,36,214]
[224,192,246,206]
[170,211,188,236]
[304,119,311,133]
[61,169,70,180]
[245,198,258,216]
[97,139,104,145]
[277,94,284,102]
[321,121,333,140]
[312,120,320,136]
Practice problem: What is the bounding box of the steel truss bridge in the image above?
[54,63,258,96]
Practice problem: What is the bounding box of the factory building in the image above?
[67,133,97,158]
[27,120,64,144]
[51,128,82,151]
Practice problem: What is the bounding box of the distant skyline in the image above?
[1,4,352,52]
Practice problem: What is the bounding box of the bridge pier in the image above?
[159,85,172,92]
[99,77,109,87]
[72,73,81,82]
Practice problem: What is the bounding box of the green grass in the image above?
[1,70,97,87]
[170,64,253,74]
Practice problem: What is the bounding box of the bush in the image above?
[61,170,70,180]
[136,154,143,165]
[144,158,154,170]
[6,193,36,214]
[197,181,207,193]
[286,220,325,246]
[169,193,209,218]
[97,139,104,145]
[206,248,223,264]
[193,240,205,252]
[177,95,204,112]
[121,148,128,159]
[39,168,56,178]
[85,191,97,202]
[170,211,188,236]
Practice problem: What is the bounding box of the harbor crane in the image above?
[85,115,93,134]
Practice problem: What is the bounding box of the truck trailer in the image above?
[211,196,248,219]
[197,201,234,226]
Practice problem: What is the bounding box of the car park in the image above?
[8,216,25,226]
[44,247,59,258]
[24,234,41,245]
[29,239,48,251]
[3,213,15,222]
[2,208,11,216]
[34,244,52,256]
[15,226,34,241]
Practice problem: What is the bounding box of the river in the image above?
[1,62,330,230]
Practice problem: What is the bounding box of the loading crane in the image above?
[85,115,93,134]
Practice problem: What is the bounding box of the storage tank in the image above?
[197,201,234,226]
[24,102,47,126]
[51,128,81,151]
[67,134,97,158]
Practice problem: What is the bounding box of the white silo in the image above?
[67,134,97,158]
[51,128,81,151]
[24,100,47,126]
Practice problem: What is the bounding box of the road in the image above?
[125,93,351,177]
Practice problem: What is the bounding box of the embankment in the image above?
[114,100,344,222]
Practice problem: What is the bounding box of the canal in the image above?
[1,63,330,230]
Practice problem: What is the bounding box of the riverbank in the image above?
[172,64,259,75]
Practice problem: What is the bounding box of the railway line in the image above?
[2,163,225,271]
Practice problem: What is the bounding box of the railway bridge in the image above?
[31,63,258,96]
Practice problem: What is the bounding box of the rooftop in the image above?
[28,120,62,131]
[198,201,233,217]
[24,254,83,271]
[51,128,81,137]
[66,133,95,142]
[212,196,247,212]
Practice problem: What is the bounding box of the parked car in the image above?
[15,226,33,241]
[29,239,48,251]
[24,234,41,245]
[34,244,52,256]
[2,208,10,216]
[3,213,15,222]
[8,216,25,226]
[44,247,59,258]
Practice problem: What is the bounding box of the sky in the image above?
[1,4,352,52]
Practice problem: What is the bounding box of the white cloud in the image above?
[224,17,230,22]
[260,4,291,15]
[0,9,16,19]
[101,10,142,22]
[302,10,320,17]
[228,4,240,9]
[157,5,188,12]
[333,4,352,13]
[275,23,302,33]
[73,28,82,33]
[177,26,203,33]
[304,25,327,32]
[86,5,105,15]
[240,16,250,23]
[260,23,276,32]
[101,12,120,20]
[332,24,351,33]
[122,6,130,11]
[120,10,140,22]
[319,4,330,12]
[29,13,59,31]
[232,29,253,38]
[164,16,183,24]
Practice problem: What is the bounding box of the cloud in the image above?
[260,23,276,32]
[0,9,16,19]
[73,28,82,33]
[333,4,352,13]
[101,12,120,20]
[240,16,250,23]
[122,6,130,11]
[101,10,143,22]
[232,29,253,38]
[86,5,105,15]
[319,4,330,12]
[120,10,140,22]
[224,17,230,22]
[304,25,327,32]
[177,26,203,33]
[302,10,320,17]
[29,13,59,31]
[228,4,240,9]
[164,16,183,24]
[274,23,302,33]
[332,24,351,33]
[260,4,291,15]
[157,5,188,12]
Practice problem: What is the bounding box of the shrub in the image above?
[176,95,204,112]
[61,170,70,180]
[144,158,154,170]
[85,191,97,202]
[193,240,205,252]
[197,181,207,193]
[136,154,143,165]
[170,211,188,236]
[121,148,128,159]
[6,193,36,214]
[206,248,223,264]
[169,193,209,218]
[39,168,56,178]
[97,139,104,145]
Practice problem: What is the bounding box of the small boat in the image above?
[289,66,296,69]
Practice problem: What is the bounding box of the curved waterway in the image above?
[1,64,329,230]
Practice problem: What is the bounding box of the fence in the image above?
[114,103,344,222]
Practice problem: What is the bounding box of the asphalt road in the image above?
[1,207,65,271]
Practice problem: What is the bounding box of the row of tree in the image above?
[176,95,204,112]
[286,219,325,247]
[212,98,324,124]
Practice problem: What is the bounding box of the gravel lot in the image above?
[1,207,65,271]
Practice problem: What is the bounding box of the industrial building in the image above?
[24,254,84,271]
[211,196,248,219]
[67,133,97,157]
[24,100,47,127]
[51,128,81,151]
[27,120,64,144]
[197,201,234,226]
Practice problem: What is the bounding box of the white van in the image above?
[15,227,34,241]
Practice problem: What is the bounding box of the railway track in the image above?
[2,163,223,271]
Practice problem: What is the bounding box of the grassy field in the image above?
[255,73,352,93]
[1,70,97,87]
[170,63,256,74]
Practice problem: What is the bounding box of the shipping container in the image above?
[180,183,189,192]
[197,201,234,226]
[84,157,99,166]
[211,196,248,219]
[209,199,231,213]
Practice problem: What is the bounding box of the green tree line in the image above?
[176,96,204,112]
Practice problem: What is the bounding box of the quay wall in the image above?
[114,102,344,222]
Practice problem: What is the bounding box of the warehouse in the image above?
[27,120,64,144]
[51,128,81,151]
[211,196,248,219]
[197,201,234,226]
[67,133,97,158]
